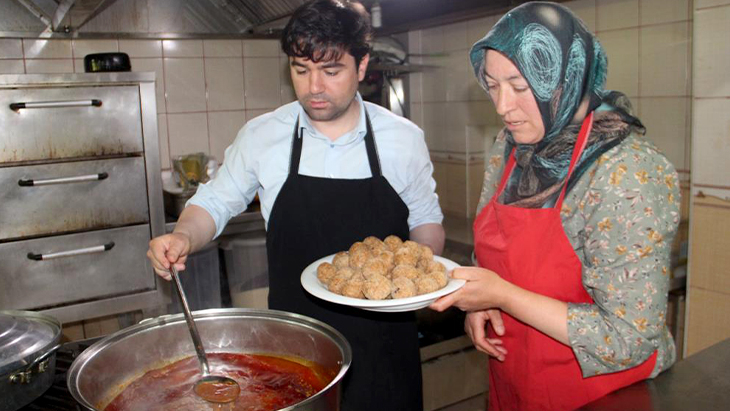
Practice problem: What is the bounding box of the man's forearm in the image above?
[172,205,217,254]
[410,223,445,255]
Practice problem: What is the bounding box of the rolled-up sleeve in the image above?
[567,143,680,377]
[187,125,260,238]
[399,128,443,229]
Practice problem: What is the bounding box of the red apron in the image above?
[473,113,657,411]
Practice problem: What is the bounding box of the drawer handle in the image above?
[19,172,108,187]
[27,242,115,261]
[10,99,102,111]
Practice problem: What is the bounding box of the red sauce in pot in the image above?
[104,353,332,411]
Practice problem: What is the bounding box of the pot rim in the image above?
[0,309,61,376]
[67,307,352,411]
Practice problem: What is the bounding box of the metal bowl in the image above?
[67,308,351,411]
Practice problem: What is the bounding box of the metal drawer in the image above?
[0,157,149,241]
[0,224,155,311]
[0,85,143,163]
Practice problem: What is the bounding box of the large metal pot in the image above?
[0,310,62,411]
[67,308,351,410]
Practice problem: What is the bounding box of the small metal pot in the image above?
[67,308,351,411]
[0,310,62,411]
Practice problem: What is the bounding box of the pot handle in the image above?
[9,343,61,384]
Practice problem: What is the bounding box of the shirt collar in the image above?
[297,92,368,145]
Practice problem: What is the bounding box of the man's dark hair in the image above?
[281,0,373,66]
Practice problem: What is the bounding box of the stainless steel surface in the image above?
[1,157,149,241]
[68,308,351,411]
[0,84,142,164]
[0,310,62,411]
[169,266,212,376]
[0,72,166,323]
[9,99,102,110]
[578,338,730,411]
[0,224,154,311]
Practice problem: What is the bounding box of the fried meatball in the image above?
[394,247,418,267]
[391,277,417,299]
[383,235,403,252]
[362,258,388,280]
[332,251,350,268]
[374,250,395,273]
[423,260,446,274]
[349,246,372,269]
[328,267,356,294]
[426,270,449,288]
[415,276,440,295]
[403,240,423,258]
[419,245,434,261]
[391,264,420,280]
[363,274,393,300]
[341,274,366,299]
[363,236,387,253]
[316,262,337,285]
[349,241,369,254]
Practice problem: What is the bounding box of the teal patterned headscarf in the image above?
[470,2,644,207]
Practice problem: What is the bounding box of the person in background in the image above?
[431,2,679,410]
[147,0,444,409]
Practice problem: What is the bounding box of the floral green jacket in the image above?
[477,132,680,378]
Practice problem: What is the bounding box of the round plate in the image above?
[301,255,465,312]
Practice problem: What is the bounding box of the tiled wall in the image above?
[0,37,295,169]
[686,0,730,356]
[407,0,693,219]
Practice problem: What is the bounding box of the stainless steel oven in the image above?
[0,73,166,323]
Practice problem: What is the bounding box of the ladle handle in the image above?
[170,266,210,375]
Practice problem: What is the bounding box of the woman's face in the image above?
[484,50,545,144]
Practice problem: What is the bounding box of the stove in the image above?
[19,338,102,411]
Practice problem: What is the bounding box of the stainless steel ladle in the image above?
[169,266,240,404]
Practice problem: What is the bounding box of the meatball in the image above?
[383,235,403,252]
[374,250,395,273]
[403,240,423,258]
[327,267,356,294]
[316,262,337,285]
[415,276,440,295]
[363,236,387,253]
[419,245,434,261]
[349,241,369,255]
[363,274,393,300]
[349,246,372,269]
[362,258,388,280]
[341,274,366,299]
[394,247,418,267]
[424,260,446,274]
[332,251,350,268]
[426,270,449,288]
[391,264,420,280]
[391,277,417,299]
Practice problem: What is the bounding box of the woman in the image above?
[431,2,680,410]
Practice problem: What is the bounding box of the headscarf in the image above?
[470,1,645,208]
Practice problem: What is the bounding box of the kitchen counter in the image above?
[577,338,730,411]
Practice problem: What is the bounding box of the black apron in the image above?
[266,110,423,411]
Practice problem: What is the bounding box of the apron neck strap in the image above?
[289,109,382,177]
[495,111,595,208]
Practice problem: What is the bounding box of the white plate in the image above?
[301,254,465,312]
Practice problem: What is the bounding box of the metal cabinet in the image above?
[0,73,166,323]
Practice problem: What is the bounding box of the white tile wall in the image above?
[641,97,690,170]
[23,39,72,59]
[243,39,280,57]
[692,6,730,98]
[25,59,74,74]
[421,26,445,54]
[597,0,639,31]
[466,15,500,46]
[208,111,246,163]
[0,60,24,74]
[157,114,170,169]
[691,92,730,186]
[130,58,166,113]
[119,40,162,58]
[597,28,640,96]
[162,40,203,58]
[443,21,468,52]
[205,58,245,111]
[695,0,730,8]
[167,112,209,157]
[72,39,118,57]
[0,39,23,58]
[163,58,207,113]
[641,0,690,25]
[566,0,597,32]
[640,22,691,96]
[204,40,242,57]
[243,57,281,109]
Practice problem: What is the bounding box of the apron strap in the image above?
[288,109,383,177]
[555,111,594,208]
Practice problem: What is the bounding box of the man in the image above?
[147,0,444,409]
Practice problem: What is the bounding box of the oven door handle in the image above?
[10,99,102,111]
[27,242,115,261]
[19,172,108,187]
